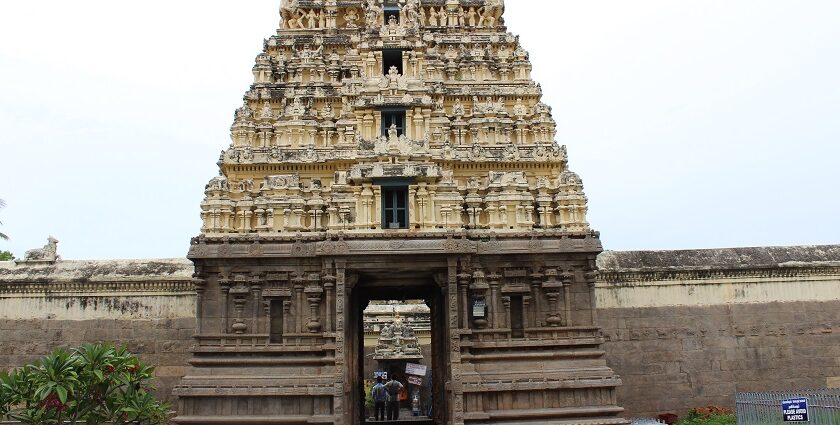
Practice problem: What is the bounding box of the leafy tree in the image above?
[0,343,170,424]
[0,199,8,241]
[0,251,13,261]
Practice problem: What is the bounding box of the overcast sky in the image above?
[1,1,838,260]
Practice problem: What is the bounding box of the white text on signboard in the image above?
[405,363,427,377]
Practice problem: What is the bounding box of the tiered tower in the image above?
[175,1,627,424]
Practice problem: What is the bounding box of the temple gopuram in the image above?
[173,0,627,424]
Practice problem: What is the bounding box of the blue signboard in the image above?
[781,398,809,422]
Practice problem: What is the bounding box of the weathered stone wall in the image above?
[597,245,840,418]
[0,259,196,405]
[2,245,839,418]
[599,301,840,418]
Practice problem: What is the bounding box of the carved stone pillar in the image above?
[230,279,250,334]
[413,111,424,140]
[585,269,599,327]
[428,189,437,227]
[457,272,471,329]
[323,273,336,332]
[470,270,489,329]
[282,300,292,335]
[372,186,383,229]
[542,269,563,327]
[293,275,305,333]
[219,277,231,334]
[560,271,575,327]
[536,190,553,227]
[523,295,532,328]
[529,271,543,327]
[305,284,324,333]
[263,300,271,336]
[250,275,262,332]
[488,272,502,329]
[192,274,207,334]
[501,296,511,329]
[245,209,254,232]
[408,186,417,226]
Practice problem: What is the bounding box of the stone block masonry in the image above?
[2,245,839,419]
[0,259,196,406]
[598,245,840,417]
[0,318,195,406]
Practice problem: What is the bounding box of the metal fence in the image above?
[737,389,840,424]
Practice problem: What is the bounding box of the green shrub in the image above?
[0,343,170,424]
[676,409,737,425]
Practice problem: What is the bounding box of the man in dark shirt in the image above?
[384,377,405,420]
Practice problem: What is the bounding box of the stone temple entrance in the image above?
[172,0,628,423]
[174,236,627,424]
[351,272,446,424]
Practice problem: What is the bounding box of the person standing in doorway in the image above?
[385,376,404,421]
[371,376,387,421]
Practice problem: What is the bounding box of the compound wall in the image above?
[597,245,840,417]
[0,259,196,405]
[2,245,839,418]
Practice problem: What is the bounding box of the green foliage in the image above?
[676,410,737,425]
[0,199,8,241]
[0,250,13,261]
[0,343,171,424]
[364,379,375,410]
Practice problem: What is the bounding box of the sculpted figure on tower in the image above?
[202,0,589,236]
[178,2,625,425]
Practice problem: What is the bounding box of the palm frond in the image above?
[0,199,7,240]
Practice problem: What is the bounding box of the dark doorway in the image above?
[510,295,525,339]
[269,300,284,343]
[383,49,404,75]
[350,275,445,425]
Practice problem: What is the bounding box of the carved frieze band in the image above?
[189,232,602,259]
[0,281,194,295]
[460,377,623,393]
[599,266,840,284]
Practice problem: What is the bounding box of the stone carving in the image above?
[364,0,381,28]
[20,237,60,263]
[373,316,423,360]
[344,8,359,28]
[182,6,622,422]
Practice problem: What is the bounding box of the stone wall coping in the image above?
[4,244,840,286]
[0,258,193,284]
[597,244,840,272]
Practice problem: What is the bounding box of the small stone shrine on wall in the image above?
[373,315,423,361]
[173,0,627,424]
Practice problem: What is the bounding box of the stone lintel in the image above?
[188,230,603,259]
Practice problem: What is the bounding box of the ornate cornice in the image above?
[0,280,194,296]
[188,230,602,259]
[598,266,840,285]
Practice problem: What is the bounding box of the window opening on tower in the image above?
[383,49,404,75]
[382,186,409,229]
[384,3,400,24]
[381,109,406,137]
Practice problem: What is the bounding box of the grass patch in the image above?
[676,409,737,425]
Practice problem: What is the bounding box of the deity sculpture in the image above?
[344,8,359,28]
[373,317,423,360]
